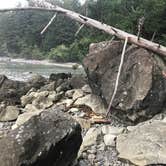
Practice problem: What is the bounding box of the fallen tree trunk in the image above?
[0,6,166,56]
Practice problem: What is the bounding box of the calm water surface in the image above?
[0,57,84,81]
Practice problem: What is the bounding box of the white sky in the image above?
[0,0,86,8]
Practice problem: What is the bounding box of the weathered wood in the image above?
[0,6,166,56]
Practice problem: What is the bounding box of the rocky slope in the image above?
[1,40,166,166]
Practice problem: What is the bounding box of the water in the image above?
[0,57,84,81]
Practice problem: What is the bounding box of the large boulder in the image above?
[116,120,166,166]
[0,75,28,105]
[0,75,48,105]
[83,41,166,123]
[0,109,82,166]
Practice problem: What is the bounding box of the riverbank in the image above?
[0,57,84,81]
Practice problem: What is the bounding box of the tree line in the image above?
[0,0,165,62]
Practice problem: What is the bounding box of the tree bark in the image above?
[0,6,166,56]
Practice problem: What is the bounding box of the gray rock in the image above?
[103,134,116,146]
[101,126,124,135]
[65,89,75,98]
[0,109,82,166]
[12,110,43,129]
[69,108,79,113]
[74,94,106,115]
[81,84,92,94]
[83,41,166,123]
[117,121,166,165]
[73,89,84,100]
[0,106,19,122]
[69,75,87,89]
[78,127,101,156]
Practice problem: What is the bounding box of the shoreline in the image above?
[0,57,83,69]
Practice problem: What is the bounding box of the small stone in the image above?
[97,143,105,151]
[127,126,136,132]
[78,127,101,157]
[65,89,75,98]
[73,89,84,100]
[101,126,124,135]
[74,118,91,129]
[0,106,20,122]
[68,108,79,113]
[78,112,86,118]
[88,154,95,164]
[103,134,116,146]
[81,84,92,94]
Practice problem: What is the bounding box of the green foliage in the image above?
[48,44,69,62]
[0,0,165,62]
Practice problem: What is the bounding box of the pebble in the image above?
[103,134,116,146]
[101,126,124,135]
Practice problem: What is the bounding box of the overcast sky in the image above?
[0,0,86,8]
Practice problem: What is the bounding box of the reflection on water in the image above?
[0,57,84,81]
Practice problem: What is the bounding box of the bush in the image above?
[48,44,70,62]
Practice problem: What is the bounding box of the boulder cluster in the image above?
[1,40,166,166]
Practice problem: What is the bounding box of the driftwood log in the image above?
[0,6,166,56]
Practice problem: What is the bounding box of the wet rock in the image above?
[117,121,166,165]
[0,109,82,166]
[74,94,106,115]
[0,106,20,122]
[83,41,166,123]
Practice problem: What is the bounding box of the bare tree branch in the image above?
[41,12,57,35]
[0,6,166,56]
[106,37,128,117]
[75,24,85,36]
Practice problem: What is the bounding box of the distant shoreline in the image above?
[0,57,82,69]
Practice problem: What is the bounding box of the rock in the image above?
[27,74,47,89]
[74,94,106,115]
[49,73,71,82]
[74,118,91,129]
[12,110,42,129]
[56,82,71,93]
[0,109,82,166]
[65,89,75,98]
[58,99,74,107]
[21,91,61,110]
[69,108,79,113]
[81,84,92,94]
[117,121,166,165]
[39,81,56,91]
[79,127,101,156]
[73,89,84,100]
[101,126,124,135]
[0,106,20,122]
[103,134,116,146]
[69,75,87,89]
[83,41,166,123]
[0,75,28,105]
[24,104,41,112]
